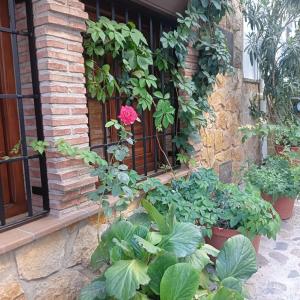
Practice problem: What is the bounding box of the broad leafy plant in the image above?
[245,156,300,201]
[80,200,257,300]
[146,168,280,240]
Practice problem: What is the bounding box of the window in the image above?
[243,19,259,81]
[0,0,48,232]
[84,0,179,176]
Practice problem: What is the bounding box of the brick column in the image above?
[33,0,96,215]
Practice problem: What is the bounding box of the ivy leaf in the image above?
[105,260,150,300]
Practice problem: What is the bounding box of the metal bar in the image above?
[124,8,136,170]
[0,183,5,226]
[150,16,158,172]
[90,132,173,150]
[111,1,115,20]
[101,103,109,160]
[0,154,40,165]
[9,0,33,217]
[0,94,36,99]
[0,26,29,36]
[96,0,100,19]
[138,13,147,176]
[0,211,49,233]
[26,0,49,212]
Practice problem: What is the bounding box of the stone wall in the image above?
[0,215,106,300]
[196,0,260,178]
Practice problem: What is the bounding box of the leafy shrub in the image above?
[245,156,300,200]
[146,168,280,239]
[80,200,257,300]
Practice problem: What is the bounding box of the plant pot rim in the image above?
[275,144,300,150]
[261,192,296,201]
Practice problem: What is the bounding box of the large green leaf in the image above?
[79,280,106,300]
[160,263,200,300]
[105,259,150,300]
[159,223,202,258]
[147,254,177,295]
[216,235,257,280]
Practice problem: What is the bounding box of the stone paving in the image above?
[246,204,300,300]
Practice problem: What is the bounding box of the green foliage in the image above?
[146,168,280,239]
[240,121,300,147]
[245,156,300,200]
[30,140,49,155]
[243,0,300,122]
[84,0,232,164]
[80,202,257,300]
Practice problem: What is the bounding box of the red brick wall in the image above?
[33,0,96,215]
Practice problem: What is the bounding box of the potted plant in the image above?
[145,168,281,253]
[245,156,300,220]
[80,199,258,300]
[204,184,280,252]
[240,122,300,161]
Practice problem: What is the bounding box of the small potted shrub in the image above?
[240,122,300,164]
[204,184,281,252]
[245,156,300,220]
[146,168,281,253]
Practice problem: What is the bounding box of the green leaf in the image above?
[216,235,257,280]
[211,287,243,300]
[148,254,177,295]
[201,244,219,257]
[184,249,211,271]
[105,260,150,300]
[159,223,202,258]
[134,236,162,254]
[141,199,169,234]
[221,277,243,293]
[160,263,199,300]
[79,280,106,300]
[132,292,150,300]
[127,213,152,228]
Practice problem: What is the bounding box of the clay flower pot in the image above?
[262,193,295,220]
[275,145,300,165]
[205,227,261,253]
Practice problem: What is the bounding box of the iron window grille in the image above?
[84,0,180,177]
[0,0,49,232]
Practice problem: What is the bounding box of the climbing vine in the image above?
[84,0,232,165]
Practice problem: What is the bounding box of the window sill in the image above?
[243,78,260,84]
[0,167,190,255]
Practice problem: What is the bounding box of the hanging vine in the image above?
[84,0,232,166]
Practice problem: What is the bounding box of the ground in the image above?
[246,204,300,300]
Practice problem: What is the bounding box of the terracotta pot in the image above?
[205,227,261,253]
[262,193,296,220]
[275,145,300,165]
